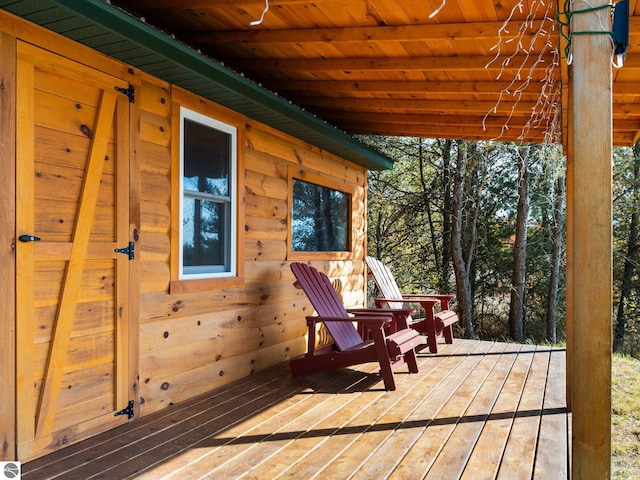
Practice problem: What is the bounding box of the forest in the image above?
[360,137,640,357]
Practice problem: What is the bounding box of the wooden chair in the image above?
[365,256,459,354]
[289,262,421,391]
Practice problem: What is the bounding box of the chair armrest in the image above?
[307,315,391,329]
[376,296,439,310]
[346,307,392,316]
[401,294,455,310]
[350,306,415,331]
[373,298,407,309]
[347,307,416,316]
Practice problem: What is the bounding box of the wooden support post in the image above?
[558,3,573,412]
[568,1,612,478]
[565,72,574,413]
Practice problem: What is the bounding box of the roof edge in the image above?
[49,0,394,170]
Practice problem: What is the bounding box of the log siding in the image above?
[1,11,368,461]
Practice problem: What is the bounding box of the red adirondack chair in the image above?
[365,256,459,354]
[289,262,421,391]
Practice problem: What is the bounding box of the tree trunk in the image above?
[440,139,453,292]
[451,140,476,338]
[546,171,565,344]
[509,145,530,342]
[613,142,640,351]
[419,140,440,285]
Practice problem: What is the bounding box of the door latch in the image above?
[19,235,41,242]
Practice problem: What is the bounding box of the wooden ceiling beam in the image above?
[314,104,640,120]
[184,20,548,44]
[613,103,640,117]
[337,121,634,145]
[299,97,540,115]
[115,0,314,9]
[338,122,548,143]
[316,111,556,128]
[320,111,560,141]
[265,79,548,97]
[613,82,640,95]
[232,55,554,72]
[613,132,639,146]
[612,119,640,131]
[267,80,640,97]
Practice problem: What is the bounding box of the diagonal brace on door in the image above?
[35,90,118,438]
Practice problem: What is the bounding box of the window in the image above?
[291,177,351,253]
[291,178,350,252]
[179,107,237,279]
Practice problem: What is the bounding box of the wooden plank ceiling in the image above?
[112,0,640,146]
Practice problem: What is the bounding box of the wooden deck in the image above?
[22,339,569,479]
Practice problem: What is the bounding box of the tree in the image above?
[509,145,531,342]
[364,136,573,347]
[438,139,454,292]
[545,159,565,344]
[363,136,456,296]
[451,140,480,338]
[614,142,640,352]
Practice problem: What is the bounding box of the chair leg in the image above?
[443,325,454,344]
[371,329,397,391]
[425,317,439,353]
[358,322,369,340]
[405,348,419,374]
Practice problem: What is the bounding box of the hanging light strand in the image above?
[250,0,270,26]
[483,0,561,144]
[429,0,447,19]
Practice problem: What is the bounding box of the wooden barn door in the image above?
[15,42,135,461]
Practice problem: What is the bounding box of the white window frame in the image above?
[179,106,237,280]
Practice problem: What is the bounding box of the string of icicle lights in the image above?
[249,0,562,144]
[416,0,563,144]
[486,0,561,144]
[430,0,561,144]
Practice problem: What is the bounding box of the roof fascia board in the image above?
[49,0,394,170]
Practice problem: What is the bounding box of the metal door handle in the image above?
[19,235,41,242]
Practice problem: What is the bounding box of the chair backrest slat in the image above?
[366,256,406,310]
[291,262,363,351]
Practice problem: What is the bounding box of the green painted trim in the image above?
[50,0,394,170]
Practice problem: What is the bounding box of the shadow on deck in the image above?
[23,339,569,479]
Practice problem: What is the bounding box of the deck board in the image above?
[533,348,569,480]
[22,339,569,480]
[497,347,550,479]
[460,345,533,480]
[431,342,526,480]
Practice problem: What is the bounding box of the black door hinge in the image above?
[115,241,135,260]
[115,400,135,419]
[115,84,135,103]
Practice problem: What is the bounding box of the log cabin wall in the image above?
[137,80,368,415]
[1,11,368,460]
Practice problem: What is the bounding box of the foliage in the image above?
[365,137,451,292]
[362,136,571,346]
[612,353,640,478]
[613,146,640,356]
[361,137,640,475]
[363,136,636,352]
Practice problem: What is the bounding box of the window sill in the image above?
[170,276,245,294]
[287,251,353,261]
